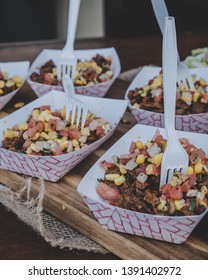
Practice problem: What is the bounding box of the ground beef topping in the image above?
[96,132,208,216]
[128,71,208,115]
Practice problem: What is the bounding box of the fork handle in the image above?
[65,0,81,51]
[162,17,177,136]
[151,0,180,62]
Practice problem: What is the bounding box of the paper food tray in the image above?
[78,124,208,244]
[0,61,30,110]
[125,66,208,133]
[27,48,121,98]
[0,90,128,182]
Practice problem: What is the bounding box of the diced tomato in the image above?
[96,126,104,137]
[202,93,208,103]
[203,197,208,204]
[181,180,191,192]
[189,148,205,164]
[169,186,183,200]
[40,105,51,111]
[52,111,62,118]
[101,160,116,170]
[48,119,57,130]
[161,184,171,199]
[129,148,140,158]
[183,143,197,154]
[52,142,63,156]
[23,139,32,148]
[154,135,165,148]
[96,182,120,202]
[153,164,160,176]
[129,141,136,153]
[59,129,69,137]
[84,119,92,127]
[161,184,183,200]
[181,173,196,192]
[179,137,190,145]
[44,73,54,85]
[28,118,36,128]
[68,128,81,140]
[135,163,148,175]
[141,148,148,157]
[120,157,130,165]
[36,121,44,132]
[178,172,189,182]
[27,127,38,138]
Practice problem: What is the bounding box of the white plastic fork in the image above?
[62,74,88,129]
[57,0,81,81]
[160,17,189,186]
[151,0,196,90]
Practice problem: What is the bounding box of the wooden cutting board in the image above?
[0,110,208,260]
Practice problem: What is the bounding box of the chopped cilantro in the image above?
[97,178,104,182]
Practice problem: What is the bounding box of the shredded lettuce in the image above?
[184,47,208,68]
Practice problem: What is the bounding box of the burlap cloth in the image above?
[0,68,142,254]
[0,178,108,254]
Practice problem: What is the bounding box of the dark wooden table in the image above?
[0,33,208,260]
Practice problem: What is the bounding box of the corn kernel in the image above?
[31,112,39,124]
[72,139,79,147]
[23,131,28,140]
[40,132,50,140]
[181,92,192,105]
[145,141,152,148]
[114,175,125,186]
[170,176,182,187]
[32,132,40,140]
[25,147,33,155]
[146,164,153,175]
[199,78,207,87]
[187,166,194,175]
[136,140,143,149]
[5,80,15,88]
[18,123,28,131]
[119,165,127,174]
[44,123,52,132]
[60,140,70,150]
[174,199,186,210]
[0,80,5,88]
[136,154,145,164]
[151,76,162,88]
[157,198,167,211]
[30,143,39,152]
[16,82,23,88]
[194,161,203,173]
[193,91,200,102]
[0,89,3,94]
[4,128,19,138]
[14,102,24,108]
[105,174,120,181]
[12,75,23,84]
[143,85,150,93]
[48,131,57,140]
[201,185,208,195]
[81,127,90,136]
[75,79,84,86]
[39,110,51,121]
[61,106,66,118]
[152,152,163,165]
[199,199,208,208]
